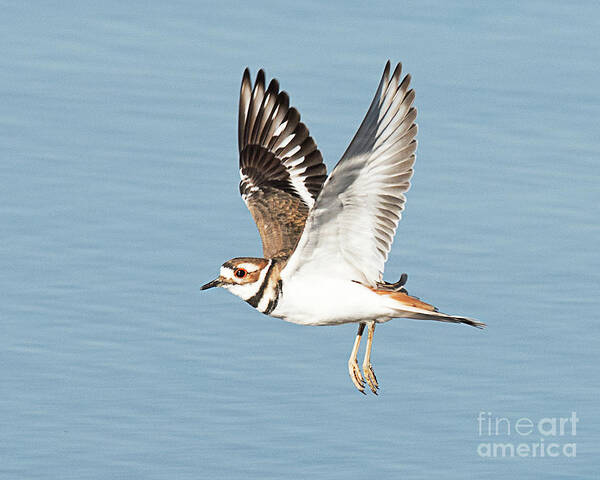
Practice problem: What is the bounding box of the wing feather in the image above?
[283,61,417,285]
[238,69,327,259]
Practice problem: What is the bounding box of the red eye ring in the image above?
[234,268,247,279]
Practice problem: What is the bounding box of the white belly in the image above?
[271,276,395,326]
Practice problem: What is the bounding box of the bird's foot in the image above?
[362,362,379,394]
[376,273,408,293]
[348,358,366,394]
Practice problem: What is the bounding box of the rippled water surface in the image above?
[2,1,599,478]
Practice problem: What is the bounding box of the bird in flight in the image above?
[201,61,485,394]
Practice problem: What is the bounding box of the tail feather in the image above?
[403,310,486,329]
[372,288,486,329]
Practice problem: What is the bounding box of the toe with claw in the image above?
[348,359,366,394]
[362,361,379,394]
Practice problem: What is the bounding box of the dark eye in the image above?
[234,268,247,278]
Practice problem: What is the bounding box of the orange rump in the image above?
[371,288,438,312]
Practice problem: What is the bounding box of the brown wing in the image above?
[238,68,327,259]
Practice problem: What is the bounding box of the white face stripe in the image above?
[235,263,261,272]
[220,266,235,279]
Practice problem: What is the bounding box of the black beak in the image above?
[200,278,221,290]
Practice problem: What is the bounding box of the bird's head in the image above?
[200,257,270,301]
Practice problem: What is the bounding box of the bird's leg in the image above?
[362,321,379,394]
[348,322,366,394]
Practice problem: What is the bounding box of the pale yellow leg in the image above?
[348,323,366,394]
[362,321,379,394]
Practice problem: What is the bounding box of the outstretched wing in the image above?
[238,68,327,259]
[283,61,417,285]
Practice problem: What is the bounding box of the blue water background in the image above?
[1,1,599,478]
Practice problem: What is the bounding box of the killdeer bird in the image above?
[201,61,485,394]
